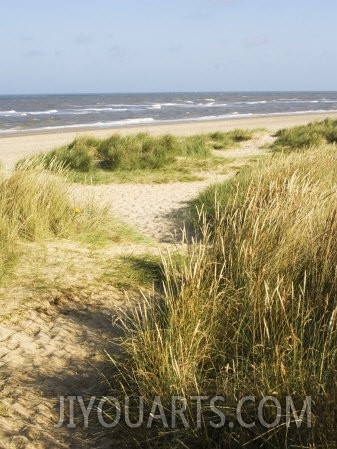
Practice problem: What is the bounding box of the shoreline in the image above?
[2,111,337,138]
[1,111,337,171]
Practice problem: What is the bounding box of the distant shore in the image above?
[1,111,337,171]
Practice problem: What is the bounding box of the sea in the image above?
[1,91,337,136]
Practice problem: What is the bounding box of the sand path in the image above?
[71,175,228,242]
[70,134,272,242]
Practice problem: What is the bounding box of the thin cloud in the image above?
[245,36,269,48]
[184,12,212,21]
[167,45,183,53]
[23,50,43,58]
[75,35,94,45]
[20,35,34,43]
[209,0,237,4]
[107,45,127,59]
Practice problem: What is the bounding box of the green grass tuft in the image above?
[16,130,254,184]
[271,118,337,151]
[208,128,255,149]
[97,133,176,171]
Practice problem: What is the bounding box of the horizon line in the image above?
[1,89,337,96]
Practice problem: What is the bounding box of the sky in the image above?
[1,0,337,94]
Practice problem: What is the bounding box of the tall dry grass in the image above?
[110,146,337,448]
[0,161,116,278]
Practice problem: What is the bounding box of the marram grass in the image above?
[0,162,120,279]
[271,118,337,151]
[16,130,256,184]
[109,145,337,448]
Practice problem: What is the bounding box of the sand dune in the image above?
[1,112,337,172]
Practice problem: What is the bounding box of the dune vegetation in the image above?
[0,162,122,280]
[110,142,337,448]
[16,130,254,184]
[271,118,337,151]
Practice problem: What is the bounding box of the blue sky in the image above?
[1,0,336,94]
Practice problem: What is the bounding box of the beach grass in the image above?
[67,155,233,184]
[0,163,125,280]
[109,144,337,448]
[16,130,255,184]
[270,118,337,151]
[208,128,255,149]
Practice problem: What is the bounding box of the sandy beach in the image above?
[1,112,337,172]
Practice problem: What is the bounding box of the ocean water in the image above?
[0,91,337,135]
